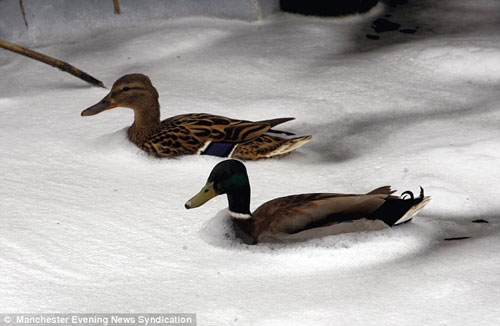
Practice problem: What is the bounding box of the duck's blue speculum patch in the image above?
[201,142,237,157]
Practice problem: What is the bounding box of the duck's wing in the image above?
[148,113,304,157]
[148,113,297,157]
[253,192,390,237]
[231,134,312,160]
[162,113,288,143]
[253,187,430,242]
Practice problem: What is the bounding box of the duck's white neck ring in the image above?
[228,210,252,219]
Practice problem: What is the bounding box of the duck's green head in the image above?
[185,159,250,211]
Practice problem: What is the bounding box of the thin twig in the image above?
[113,0,121,14]
[0,38,105,88]
[19,0,29,29]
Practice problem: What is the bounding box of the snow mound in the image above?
[200,209,441,271]
[411,42,500,82]
[2,0,500,322]
[85,128,143,158]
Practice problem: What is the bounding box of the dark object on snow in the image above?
[388,0,408,7]
[366,34,380,40]
[371,18,401,33]
[399,28,417,34]
[0,38,105,88]
[472,219,489,224]
[444,237,471,241]
[280,0,378,16]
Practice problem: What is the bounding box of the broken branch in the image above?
[19,0,29,29]
[113,0,121,14]
[0,38,105,88]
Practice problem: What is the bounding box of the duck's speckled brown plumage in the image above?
[82,74,311,160]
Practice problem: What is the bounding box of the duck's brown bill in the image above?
[81,98,117,116]
[185,182,216,209]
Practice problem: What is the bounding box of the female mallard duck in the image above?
[81,74,311,160]
[185,160,431,244]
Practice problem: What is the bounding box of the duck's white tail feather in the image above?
[265,135,312,158]
[394,196,431,225]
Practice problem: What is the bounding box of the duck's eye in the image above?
[121,87,131,92]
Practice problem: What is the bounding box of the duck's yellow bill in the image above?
[185,182,217,209]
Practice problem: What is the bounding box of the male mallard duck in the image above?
[81,74,311,160]
[185,160,431,244]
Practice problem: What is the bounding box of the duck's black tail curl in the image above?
[401,187,425,202]
[370,187,427,226]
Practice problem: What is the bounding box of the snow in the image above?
[0,0,278,45]
[1,0,500,325]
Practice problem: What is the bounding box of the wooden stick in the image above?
[113,0,121,14]
[250,0,263,21]
[19,0,29,29]
[0,38,105,88]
